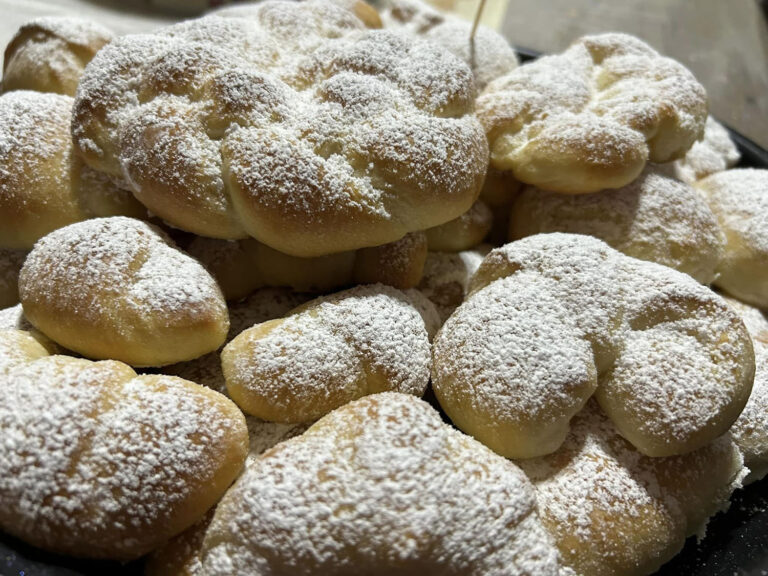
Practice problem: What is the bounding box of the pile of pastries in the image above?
[1,1,767,574]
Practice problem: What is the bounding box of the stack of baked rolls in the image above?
[0,1,767,575]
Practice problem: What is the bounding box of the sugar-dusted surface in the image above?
[435,233,754,458]
[511,165,725,284]
[72,0,487,256]
[670,116,740,184]
[201,393,561,576]
[223,284,431,422]
[477,33,707,193]
[19,216,228,366]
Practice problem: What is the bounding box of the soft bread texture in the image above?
[424,200,492,252]
[432,234,754,459]
[222,285,433,422]
[381,0,519,91]
[417,246,490,323]
[697,168,768,308]
[668,116,740,184]
[0,329,248,560]
[723,296,768,484]
[71,0,488,257]
[510,165,725,284]
[188,231,427,301]
[146,416,309,576]
[520,401,746,576]
[2,17,113,96]
[19,217,229,367]
[0,91,145,250]
[0,249,25,308]
[200,393,561,576]
[477,33,707,194]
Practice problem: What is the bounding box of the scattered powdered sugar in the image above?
[201,392,561,575]
[72,0,486,254]
[669,116,740,184]
[435,233,754,458]
[519,400,745,574]
[477,33,707,190]
[11,16,114,48]
[417,246,489,323]
[0,355,244,558]
[723,296,768,483]
[381,0,519,91]
[223,284,431,422]
[0,305,27,330]
[511,165,726,284]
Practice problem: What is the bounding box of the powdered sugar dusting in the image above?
[72,0,486,255]
[670,116,740,184]
[223,284,431,422]
[511,165,725,284]
[201,392,561,575]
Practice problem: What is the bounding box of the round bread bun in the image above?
[722,295,768,484]
[19,217,229,367]
[188,231,426,301]
[199,393,561,576]
[0,329,248,560]
[222,284,433,422]
[417,245,490,323]
[669,116,740,184]
[381,0,519,91]
[477,33,707,194]
[510,165,725,284]
[697,168,768,308]
[0,91,145,250]
[2,17,113,96]
[433,234,754,459]
[519,400,746,576]
[72,0,487,257]
[0,249,25,308]
[424,201,492,252]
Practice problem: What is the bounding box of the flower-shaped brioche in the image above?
[188,231,426,301]
[381,0,519,91]
[697,168,768,308]
[432,234,754,459]
[519,401,745,576]
[477,33,707,194]
[72,0,488,257]
[2,17,113,96]
[510,166,725,284]
[19,217,228,367]
[222,284,433,422]
[0,329,248,560]
[0,91,144,250]
[200,392,561,576]
[722,295,768,484]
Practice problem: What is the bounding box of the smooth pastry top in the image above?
[200,392,561,576]
[72,0,487,256]
[477,33,707,193]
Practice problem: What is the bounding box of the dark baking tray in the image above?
[3,47,768,576]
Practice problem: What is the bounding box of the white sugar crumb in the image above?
[478,32,707,166]
[13,16,113,47]
[418,247,489,322]
[72,0,484,248]
[227,285,431,416]
[0,357,236,556]
[381,0,518,91]
[201,393,561,575]
[670,116,740,184]
[20,217,226,326]
[513,165,725,284]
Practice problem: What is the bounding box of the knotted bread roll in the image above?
[432,234,754,459]
[72,0,487,257]
[0,329,248,560]
[477,33,707,194]
[19,217,228,367]
[200,393,561,576]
